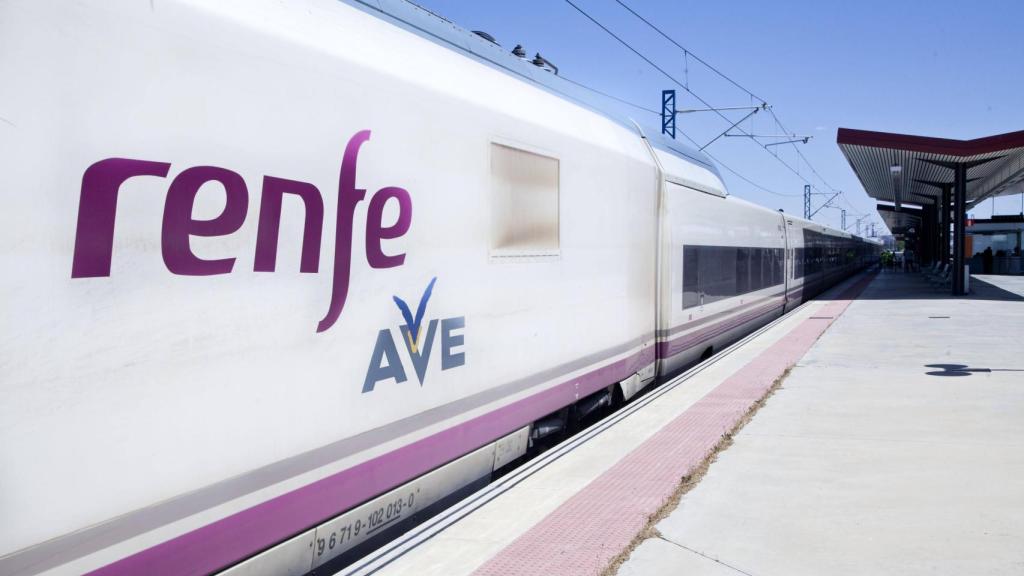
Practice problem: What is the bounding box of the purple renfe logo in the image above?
[70,130,411,332]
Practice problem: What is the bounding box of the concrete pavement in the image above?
[619,271,1024,576]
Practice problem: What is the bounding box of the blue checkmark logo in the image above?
[393,277,437,353]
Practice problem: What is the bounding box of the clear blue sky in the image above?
[411,0,1024,234]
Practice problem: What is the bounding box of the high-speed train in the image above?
[0,1,877,575]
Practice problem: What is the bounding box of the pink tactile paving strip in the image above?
[472,273,877,576]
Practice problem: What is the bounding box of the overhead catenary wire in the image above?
[560,74,801,198]
[565,1,830,197]
[559,5,882,220]
[596,0,875,220]
[767,107,870,216]
[611,0,765,103]
[613,0,829,176]
[562,0,723,120]
[559,74,661,116]
[566,78,876,213]
[700,147,804,198]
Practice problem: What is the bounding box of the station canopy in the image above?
[875,203,924,233]
[837,128,1024,216]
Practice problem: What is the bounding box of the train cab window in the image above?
[489,142,560,257]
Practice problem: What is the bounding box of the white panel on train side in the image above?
[652,148,726,197]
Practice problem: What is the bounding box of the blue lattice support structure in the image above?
[661,90,675,139]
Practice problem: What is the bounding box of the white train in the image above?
[0,1,877,575]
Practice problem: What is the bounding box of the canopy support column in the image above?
[941,184,951,266]
[922,157,1002,295]
[916,179,956,266]
[952,163,967,295]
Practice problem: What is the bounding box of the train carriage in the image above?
[0,1,878,575]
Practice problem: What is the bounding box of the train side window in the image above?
[735,248,749,294]
[700,246,736,305]
[750,247,763,291]
[683,245,700,309]
[489,142,560,257]
[684,244,791,311]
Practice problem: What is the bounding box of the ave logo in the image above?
[363,278,466,393]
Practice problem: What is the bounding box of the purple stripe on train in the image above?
[88,296,781,575]
[662,292,783,338]
[657,300,784,359]
[84,294,795,575]
[85,345,656,576]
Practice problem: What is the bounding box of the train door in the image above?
[655,177,729,378]
[780,212,792,311]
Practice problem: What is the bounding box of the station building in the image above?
[966,215,1023,274]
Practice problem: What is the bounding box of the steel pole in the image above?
[952,164,967,295]
[941,184,951,266]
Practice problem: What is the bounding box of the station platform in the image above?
[337,270,1024,576]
